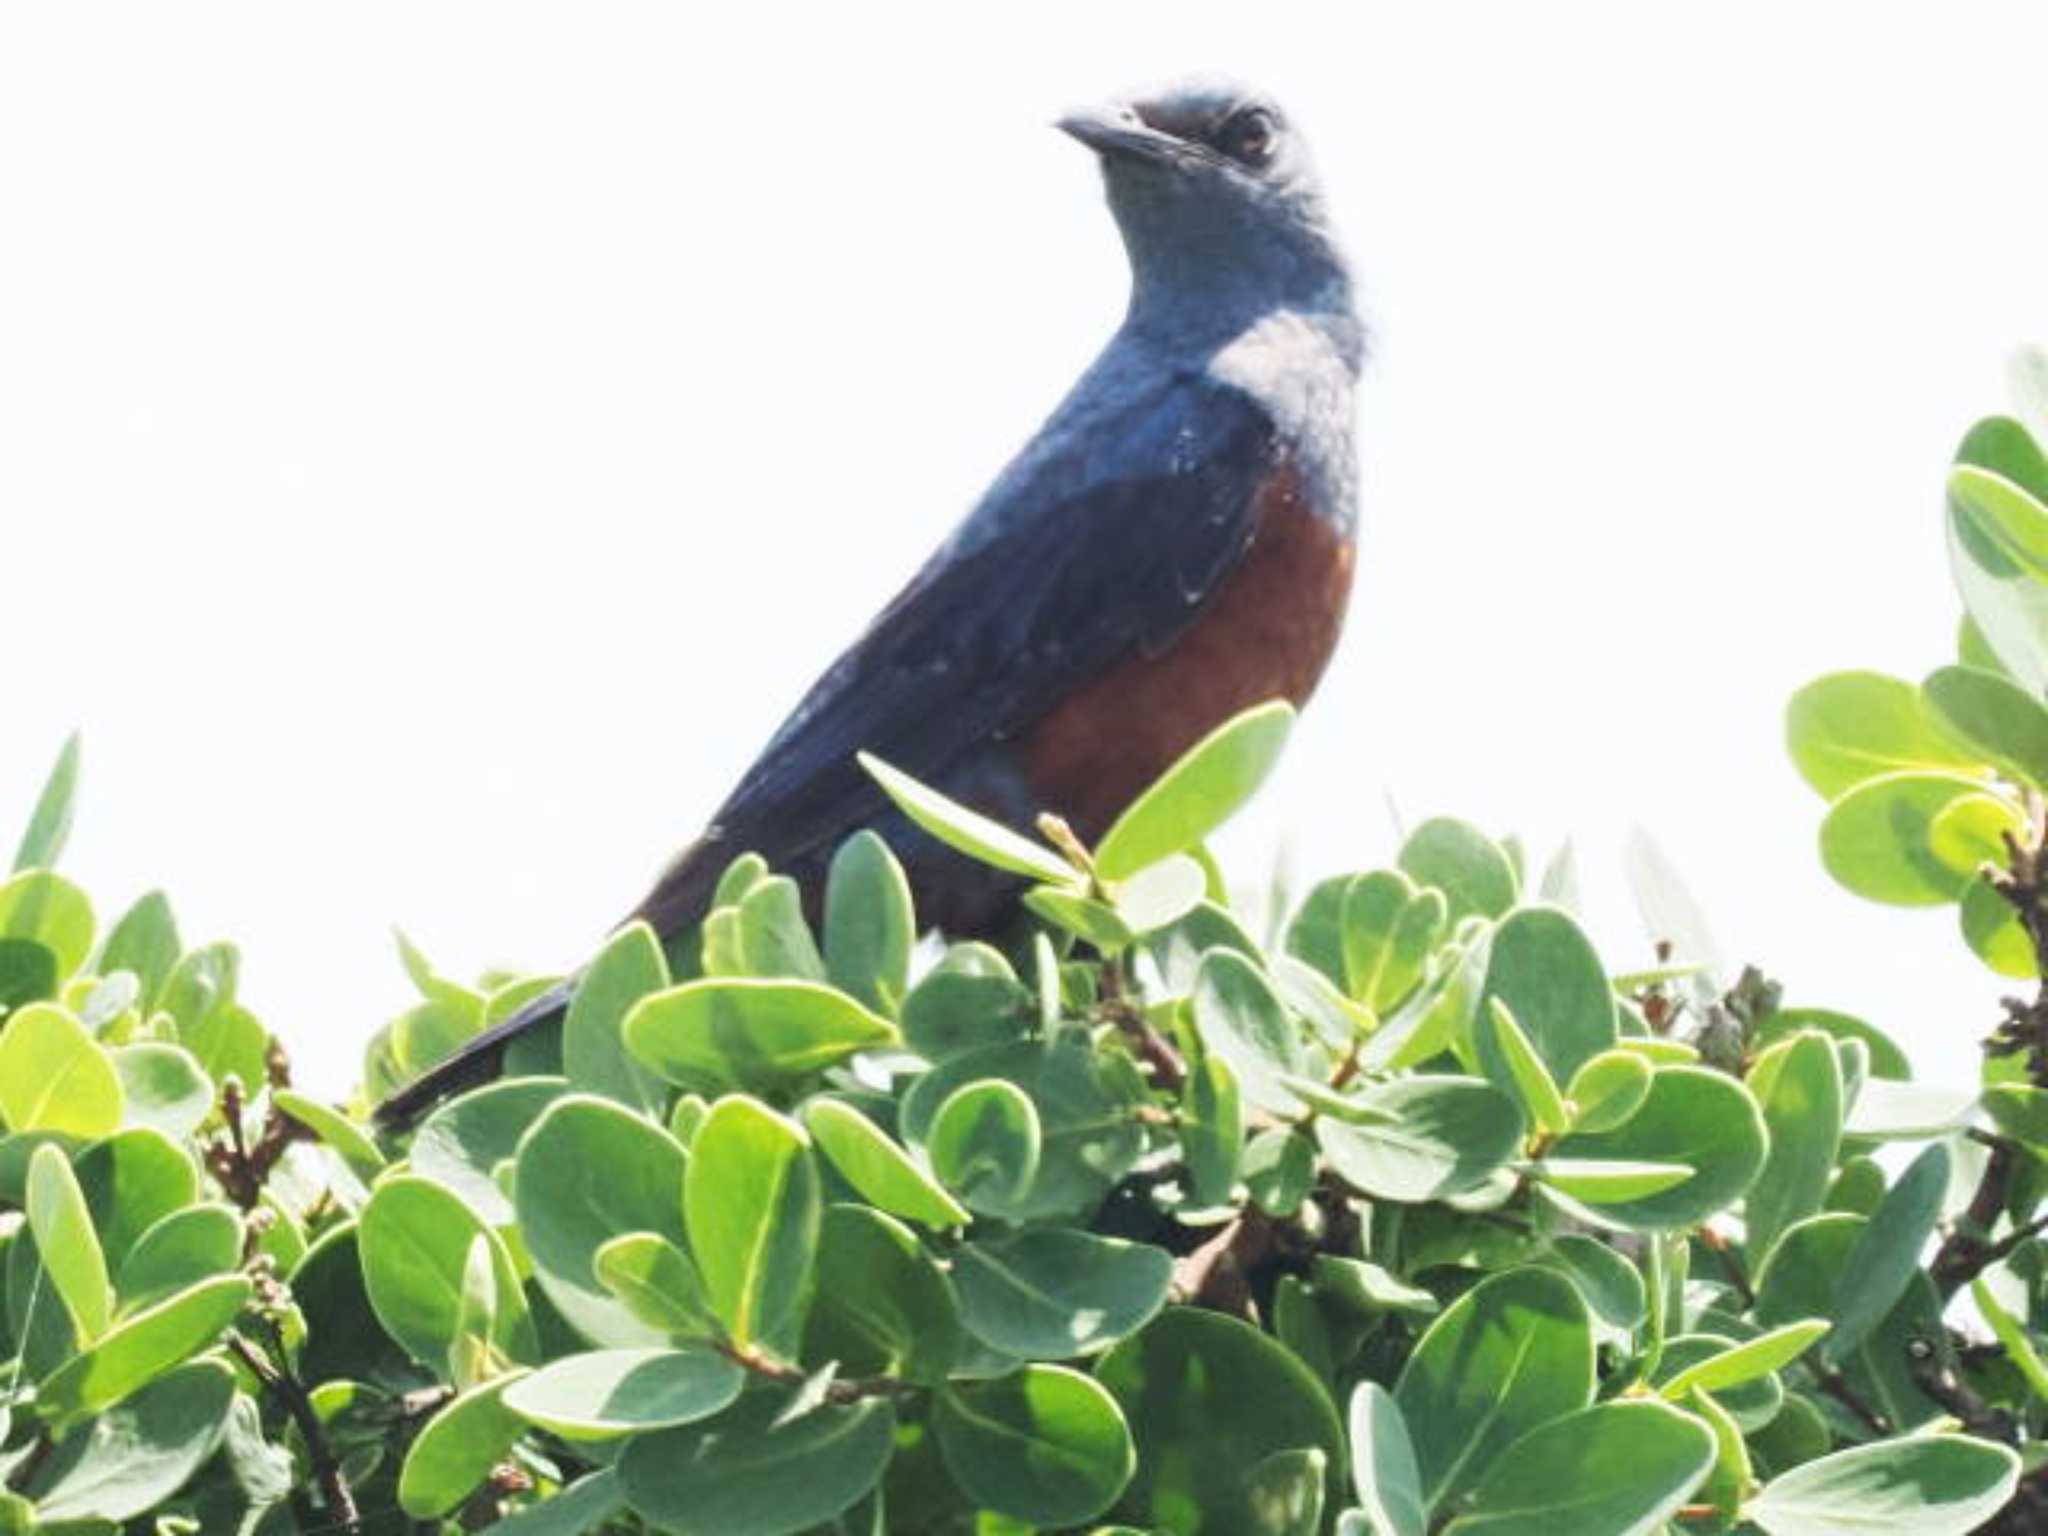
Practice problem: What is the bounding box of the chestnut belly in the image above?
[1020,466,1355,843]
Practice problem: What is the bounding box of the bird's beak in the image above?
[1055,102,1181,165]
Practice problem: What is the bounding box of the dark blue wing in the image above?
[632,369,1281,932]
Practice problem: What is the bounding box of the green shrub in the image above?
[8,370,2048,1531]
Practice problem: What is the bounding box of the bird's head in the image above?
[1058,78,1352,334]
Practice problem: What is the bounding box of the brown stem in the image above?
[3,1433,53,1495]
[1976,1460,2048,1536]
[1904,1335,2016,1444]
[710,1340,919,1405]
[210,1080,315,1213]
[1096,958,1186,1092]
[229,1328,360,1533]
[1929,810,2048,1298]
[1328,1041,1363,1092]
[1035,812,1099,883]
[1697,1226,1756,1309]
[1809,1363,1891,1438]
[460,1465,535,1529]
[1168,1209,1275,1319]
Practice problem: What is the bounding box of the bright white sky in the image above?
[5,5,2047,1095]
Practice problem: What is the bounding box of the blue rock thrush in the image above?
[376,77,1364,1125]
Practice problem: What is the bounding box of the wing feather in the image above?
[632,370,1280,929]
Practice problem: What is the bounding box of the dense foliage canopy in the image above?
[9,359,2048,1532]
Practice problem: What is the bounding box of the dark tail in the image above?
[372,834,739,1131]
[372,976,577,1131]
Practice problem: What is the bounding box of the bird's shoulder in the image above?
[702,351,1293,842]
[986,343,1254,505]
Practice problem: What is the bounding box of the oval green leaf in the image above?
[110,1044,213,1140]
[397,1370,530,1518]
[618,1392,895,1536]
[1393,1267,1595,1513]
[410,1075,566,1227]
[954,1228,1171,1359]
[1181,1050,1244,1207]
[0,871,94,980]
[900,948,1033,1061]
[503,1347,743,1439]
[564,921,670,1115]
[935,1364,1135,1527]
[1563,1050,1652,1135]
[1819,771,1996,906]
[1478,905,1616,1094]
[593,1231,715,1338]
[824,831,915,1016]
[1539,1234,1646,1330]
[625,978,898,1094]
[36,1273,253,1425]
[26,1143,111,1343]
[898,1039,1146,1222]
[1746,1434,2020,1536]
[735,875,827,981]
[1484,998,1568,1136]
[803,1204,961,1385]
[1533,1158,1693,1204]
[1551,1066,1767,1229]
[30,1359,235,1522]
[97,890,180,1013]
[1192,947,1313,1114]
[1949,463,2048,694]
[114,1202,240,1314]
[1097,1308,1342,1532]
[1657,1318,1830,1400]
[513,1094,689,1349]
[801,1097,969,1229]
[0,1002,122,1137]
[1095,701,1295,881]
[1744,1032,1844,1270]
[1825,1140,1948,1362]
[1398,819,1517,924]
[927,1077,1040,1214]
[684,1094,820,1351]
[273,1089,387,1184]
[860,752,1077,886]
[1348,1381,1426,1536]
[1925,664,2048,788]
[1316,1075,1524,1203]
[1785,671,1986,799]
[1113,852,1209,935]
[1441,1399,1714,1536]
[359,1175,536,1370]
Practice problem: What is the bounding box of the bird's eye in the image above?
[1215,107,1277,168]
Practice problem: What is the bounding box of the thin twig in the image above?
[710,1339,919,1405]
[2,1433,53,1496]
[1697,1226,1756,1309]
[1929,805,2048,1298]
[1096,958,1186,1092]
[1932,1139,2018,1296]
[1809,1362,1891,1438]
[1328,1041,1363,1092]
[1977,1460,2048,1536]
[1904,1335,2016,1444]
[1168,1209,1274,1318]
[208,1079,315,1212]
[229,1327,360,1533]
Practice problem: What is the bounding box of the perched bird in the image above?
[376,77,1363,1126]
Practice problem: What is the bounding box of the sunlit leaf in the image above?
[1094,701,1295,881]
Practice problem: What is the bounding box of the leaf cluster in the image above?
[10,367,2048,1530]
[0,675,2031,1536]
